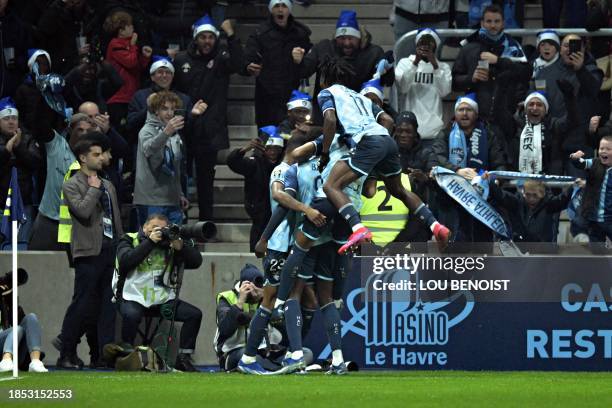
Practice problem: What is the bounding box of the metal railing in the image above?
[391,28,612,113]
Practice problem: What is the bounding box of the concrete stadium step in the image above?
[229,125,257,141]
[291,4,392,19]
[214,222,251,243]
[189,203,249,221]
[216,164,244,180]
[228,102,255,125]
[198,242,251,253]
[214,181,244,204]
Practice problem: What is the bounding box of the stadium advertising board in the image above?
[307,254,612,370]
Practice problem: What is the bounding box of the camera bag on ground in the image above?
[103,343,168,372]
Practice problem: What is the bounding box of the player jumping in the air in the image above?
[316,57,450,254]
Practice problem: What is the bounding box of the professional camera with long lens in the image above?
[160,221,217,243]
[0,268,29,291]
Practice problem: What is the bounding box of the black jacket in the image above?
[296,34,392,124]
[35,0,84,75]
[244,16,312,98]
[490,183,572,243]
[429,122,508,172]
[64,61,124,112]
[493,79,578,174]
[398,132,435,172]
[0,7,33,98]
[226,148,276,221]
[14,79,44,140]
[0,129,42,207]
[116,230,203,281]
[173,35,245,152]
[452,30,532,120]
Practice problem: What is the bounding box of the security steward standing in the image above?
[113,213,203,372]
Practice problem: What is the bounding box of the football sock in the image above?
[339,203,363,231]
[243,306,271,357]
[321,302,342,352]
[284,299,303,353]
[414,203,437,229]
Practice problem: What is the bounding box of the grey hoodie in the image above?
[133,112,183,207]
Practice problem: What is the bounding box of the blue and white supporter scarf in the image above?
[448,122,488,170]
[487,171,575,183]
[478,29,527,63]
[433,167,511,239]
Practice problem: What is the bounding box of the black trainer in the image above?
[56,354,84,370]
[175,353,198,372]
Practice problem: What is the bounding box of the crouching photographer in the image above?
[113,214,204,372]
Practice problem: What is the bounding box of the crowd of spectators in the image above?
[0,0,610,374]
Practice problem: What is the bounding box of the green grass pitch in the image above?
[1,371,612,407]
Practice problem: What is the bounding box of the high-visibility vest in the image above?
[360,173,412,246]
[214,289,259,355]
[57,161,81,243]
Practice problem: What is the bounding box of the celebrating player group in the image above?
[237,57,451,376]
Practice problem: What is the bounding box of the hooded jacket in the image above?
[106,37,151,104]
[133,112,184,207]
[395,55,452,140]
[172,34,245,152]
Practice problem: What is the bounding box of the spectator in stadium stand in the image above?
[360,77,398,120]
[103,9,153,136]
[78,101,129,194]
[534,33,603,178]
[585,0,612,122]
[543,0,587,29]
[0,0,34,99]
[395,28,451,149]
[292,10,393,124]
[277,90,322,141]
[393,111,432,172]
[391,0,450,43]
[127,56,192,142]
[487,177,580,253]
[14,49,53,133]
[244,0,312,128]
[0,97,42,247]
[35,0,89,75]
[452,4,531,122]
[493,80,578,175]
[28,108,94,251]
[57,133,123,370]
[226,127,284,252]
[133,91,207,227]
[64,57,124,114]
[172,16,246,222]
[569,135,612,248]
[429,94,508,252]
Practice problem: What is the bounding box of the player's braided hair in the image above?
[318,56,356,87]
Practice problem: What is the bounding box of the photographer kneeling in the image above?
[113,214,203,372]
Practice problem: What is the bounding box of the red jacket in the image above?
[106,37,150,104]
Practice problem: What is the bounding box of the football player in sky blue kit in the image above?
[238,135,324,375]
[316,57,450,254]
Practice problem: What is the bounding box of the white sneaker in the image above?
[0,358,13,372]
[28,359,48,373]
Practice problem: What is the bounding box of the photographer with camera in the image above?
[215,264,287,372]
[114,213,203,372]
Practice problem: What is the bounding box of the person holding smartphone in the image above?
[395,28,452,150]
[533,33,603,178]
